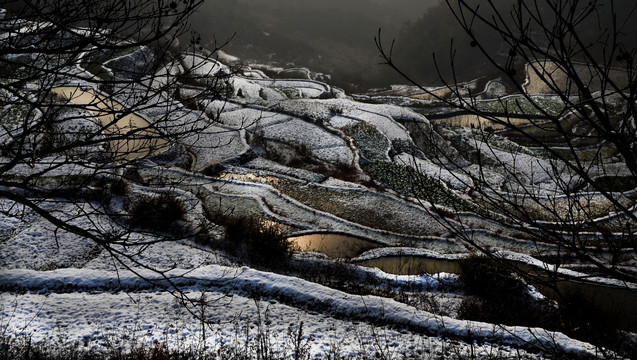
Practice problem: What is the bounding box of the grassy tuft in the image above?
[128,193,187,233]
[220,216,291,267]
[457,255,551,327]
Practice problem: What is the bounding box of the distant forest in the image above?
[190,0,437,91]
[393,0,637,86]
[191,0,637,91]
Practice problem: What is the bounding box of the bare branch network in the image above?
[0,0,240,307]
[376,0,637,285]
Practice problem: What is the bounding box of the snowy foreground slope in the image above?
[1,17,635,358]
[0,209,598,358]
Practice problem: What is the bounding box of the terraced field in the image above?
[2,16,636,358]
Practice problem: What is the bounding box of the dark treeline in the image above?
[393,0,637,87]
[189,0,438,91]
[187,0,637,91]
[9,1,635,91]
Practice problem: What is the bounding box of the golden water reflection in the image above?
[52,87,168,160]
[288,233,381,259]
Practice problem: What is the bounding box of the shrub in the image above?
[0,336,208,360]
[457,255,550,327]
[458,255,524,296]
[128,193,187,233]
[109,177,129,196]
[558,293,636,358]
[590,175,637,192]
[201,163,225,177]
[320,162,359,182]
[221,216,291,267]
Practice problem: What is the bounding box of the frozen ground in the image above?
[0,196,606,359]
[1,18,633,358]
[0,244,599,359]
[0,285,555,359]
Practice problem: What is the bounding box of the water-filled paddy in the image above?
[52,87,168,159]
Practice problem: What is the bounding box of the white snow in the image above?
[216,106,354,164]
[0,21,624,359]
[394,153,474,190]
[475,139,555,185]
[0,170,615,358]
[250,78,330,99]
[180,53,229,78]
[231,77,264,99]
[0,263,600,358]
[353,247,467,262]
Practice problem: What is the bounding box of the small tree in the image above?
[376,0,637,285]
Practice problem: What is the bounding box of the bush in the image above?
[459,255,524,296]
[107,177,129,196]
[458,256,637,356]
[128,193,187,233]
[590,175,637,192]
[221,216,291,267]
[457,255,550,327]
[558,294,636,358]
[316,162,359,182]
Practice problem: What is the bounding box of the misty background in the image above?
[189,0,440,91]
[189,0,637,92]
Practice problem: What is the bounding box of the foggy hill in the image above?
[189,0,637,91]
[189,0,440,91]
